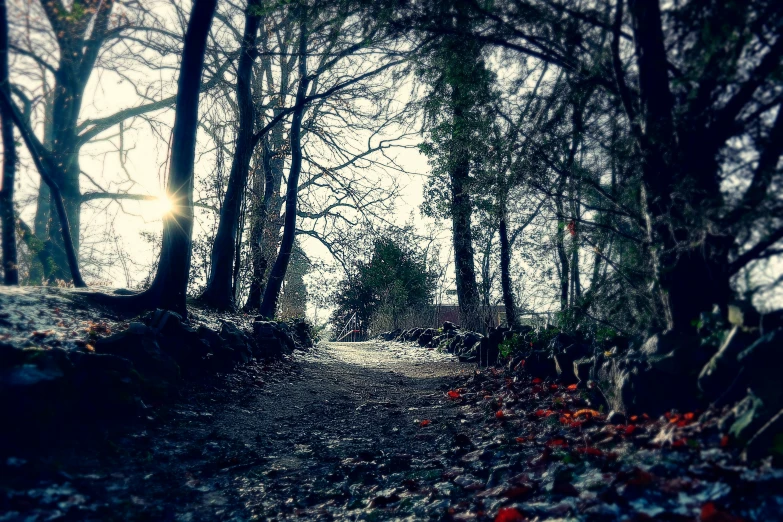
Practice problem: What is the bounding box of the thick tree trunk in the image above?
[243,161,269,313]
[0,0,18,285]
[451,162,482,332]
[201,0,262,309]
[144,0,217,316]
[629,0,729,332]
[29,97,54,283]
[244,121,284,312]
[450,82,482,332]
[28,0,113,283]
[259,15,309,319]
[498,205,517,328]
[46,57,87,283]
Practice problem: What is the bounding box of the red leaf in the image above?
[684,412,695,421]
[495,507,526,522]
[419,420,431,427]
[503,485,533,499]
[549,384,559,390]
[700,502,744,522]
[626,469,654,487]
[546,438,568,448]
[496,410,505,419]
[447,390,461,399]
[532,378,542,384]
[720,435,730,448]
[624,425,636,436]
[567,384,578,391]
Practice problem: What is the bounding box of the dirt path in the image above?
[3,340,780,521]
[2,342,474,521]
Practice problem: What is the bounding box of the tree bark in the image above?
[555,199,570,311]
[450,81,482,332]
[628,0,731,332]
[259,12,309,319]
[201,0,262,309]
[0,0,18,285]
[498,203,517,328]
[146,0,217,316]
[243,153,269,313]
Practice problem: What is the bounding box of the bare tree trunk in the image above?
[0,0,17,285]
[244,161,268,313]
[259,12,309,319]
[42,0,112,282]
[498,203,517,328]
[29,91,55,284]
[244,118,284,312]
[628,0,730,332]
[450,83,482,332]
[145,0,217,316]
[555,175,570,312]
[202,0,262,309]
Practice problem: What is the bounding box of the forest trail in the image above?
[4,340,779,521]
[3,341,474,521]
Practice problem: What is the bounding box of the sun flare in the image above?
[153,194,174,217]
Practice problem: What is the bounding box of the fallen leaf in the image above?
[626,468,654,487]
[496,410,505,419]
[447,390,461,399]
[419,420,431,427]
[546,438,568,448]
[532,378,542,384]
[574,409,601,418]
[577,447,603,456]
[700,502,744,522]
[720,435,730,448]
[495,507,526,522]
[567,384,578,391]
[503,485,533,499]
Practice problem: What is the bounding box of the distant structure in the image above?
[434,305,507,329]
